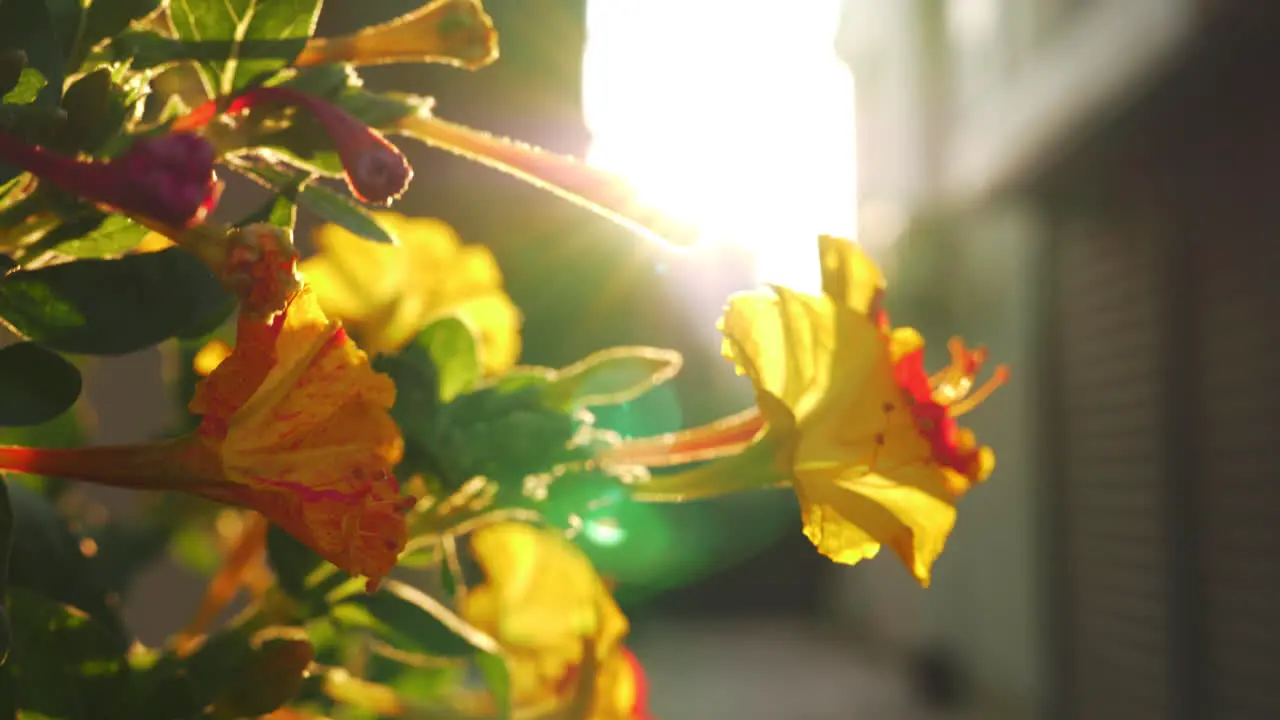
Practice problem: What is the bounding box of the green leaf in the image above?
[544,346,684,409]
[5,588,131,719]
[0,247,232,355]
[240,163,395,244]
[265,526,348,612]
[1,69,46,106]
[417,316,481,403]
[0,344,81,428]
[75,0,164,69]
[237,173,308,230]
[167,0,324,96]
[131,619,280,720]
[42,215,150,259]
[475,652,511,720]
[57,65,147,154]
[6,484,128,648]
[210,630,313,719]
[0,2,62,108]
[332,580,495,659]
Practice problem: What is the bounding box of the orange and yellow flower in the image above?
[300,212,521,371]
[0,239,410,588]
[187,284,409,586]
[606,236,1006,586]
[459,522,639,716]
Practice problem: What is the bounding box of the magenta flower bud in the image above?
[176,86,413,206]
[0,130,221,236]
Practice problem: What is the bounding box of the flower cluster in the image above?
[0,3,1006,720]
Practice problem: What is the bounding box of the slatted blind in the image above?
[1052,214,1175,720]
[1193,190,1280,719]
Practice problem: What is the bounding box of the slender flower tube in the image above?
[175,87,412,206]
[0,284,411,589]
[0,130,221,238]
[392,113,700,248]
[603,236,1008,586]
[294,0,498,70]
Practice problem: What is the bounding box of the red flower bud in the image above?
[176,87,412,206]
[0,130,220,236]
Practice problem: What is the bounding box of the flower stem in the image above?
[393,115,700,248]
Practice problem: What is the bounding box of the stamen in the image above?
[947,365,1010,417]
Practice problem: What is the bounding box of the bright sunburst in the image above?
[581,0,858,293]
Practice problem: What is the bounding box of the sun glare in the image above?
[581,0,858,293]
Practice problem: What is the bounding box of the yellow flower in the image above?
[294,0,498,71]
[715,236,1007,586]
[589,646,653,720]
[300,212,521,372]
[460,523,629,713]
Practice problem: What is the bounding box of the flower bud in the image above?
[0,129,221,237]
[177,87,412,206]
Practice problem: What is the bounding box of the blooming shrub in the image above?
[0,2,1006,718]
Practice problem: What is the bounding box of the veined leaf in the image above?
[167,0,323,96]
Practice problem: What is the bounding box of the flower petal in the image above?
[795,462,959,586]
[719,288,834,411]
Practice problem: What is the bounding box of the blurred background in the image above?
[81,0,1280,718]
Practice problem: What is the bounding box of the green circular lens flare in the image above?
[583,517,627,547]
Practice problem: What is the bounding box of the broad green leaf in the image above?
[5,588,131,719]
[57,66,148,154]
[167,0,323,96]
[75,0,164,69]
[373,343,444,486]
[417,316,481,403]
[1,70,46,106]
[265,525,349,612]
[332,580,494,659]
[0,2,62,108]
[210,630,313,719]
[240,163,395,244]
[42,215,149,259]
[0,247,231,355]
[544,346,684,409]
[131,619,284,720]
[6,484,128,647]
[0,344,81,427]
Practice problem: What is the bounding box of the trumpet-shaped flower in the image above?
[605,237,1006,586]
[0,284,410,589]
[460,522,629,713]
[189,285,409,585]
[300,212,521,369]
[294,0,498,71]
